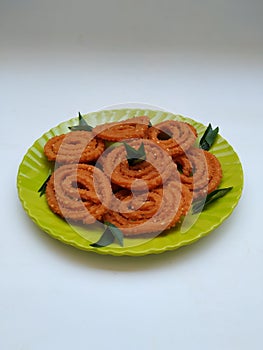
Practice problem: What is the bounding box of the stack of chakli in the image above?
[43,115,222,237]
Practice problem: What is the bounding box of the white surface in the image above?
[1,1,263,349]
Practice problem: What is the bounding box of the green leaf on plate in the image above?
[38,171,52,197]
[199,123,219,150]
[68,112,93,131]
[192,187,233,214]
[90,222,124,248]
[89,228,114,248]
[106,222,124,246]
[123,142,146,166]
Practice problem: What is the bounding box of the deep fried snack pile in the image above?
[43,115,222,237]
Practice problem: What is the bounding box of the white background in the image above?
[1,1,263,349]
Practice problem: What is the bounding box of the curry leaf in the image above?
[69,112,93,131]
[106,222,124,246]
[90,228,114,247]
[192,187,233,214]
[199,123,219,150]
[123,142,146,166]
[38,171,52,197]
[90,222,124,247]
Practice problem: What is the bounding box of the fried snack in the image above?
[45,163,111,224]
[42,114,224,239]
[103,180,192,236]
[173,148,222,199]
[101,139,177,191]
[92,115,150,141]
[203,150,223,195]
[44,131,105,164]
[147,120,197,157]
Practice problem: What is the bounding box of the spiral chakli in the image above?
[45,164,111,224]
[103,180,192,236]
[173,148,222,199]
[92,115,150,141]
[44,130,105,164]
[147,120,197,157]
[101,139,177,191]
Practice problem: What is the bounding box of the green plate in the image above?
[17,109,243,256]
